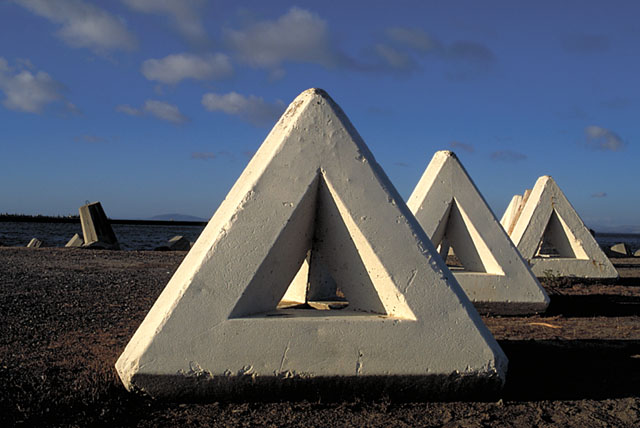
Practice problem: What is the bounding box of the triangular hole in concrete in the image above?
[534,209,588,259]
[432,199,504,274]
[231,173,399,319]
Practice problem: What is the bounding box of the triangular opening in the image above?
[231,173,414,319]
[432,199,504,274]
[534,209,589,259]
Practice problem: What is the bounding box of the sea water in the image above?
[1,222,639,253]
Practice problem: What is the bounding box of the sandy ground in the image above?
[1,247,639,427]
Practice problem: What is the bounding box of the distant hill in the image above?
[148,214,208,222]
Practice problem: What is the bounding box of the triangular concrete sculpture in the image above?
[507,176,618,279]
[407,151,549,315]
[116,89,507,401]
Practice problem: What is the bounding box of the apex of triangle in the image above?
[435,150,457,159]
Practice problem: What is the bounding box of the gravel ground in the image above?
[1,247,639,427]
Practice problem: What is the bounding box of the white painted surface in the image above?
[116,89,507,399]
[407,151,549,314]
[509,176,618,278]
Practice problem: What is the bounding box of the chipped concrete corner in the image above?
[116,89,507,401]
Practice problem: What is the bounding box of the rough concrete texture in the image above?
[79,202,120,250]
[116,89,507,401]
[608,243,630,258]
[65,233,84,248]
[508,176,618,279]
[27,238,43,248]
[407,151,549,315]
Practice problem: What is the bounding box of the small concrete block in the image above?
[116,88,507,401]
[608,243,630,257]
[79,202,120,250]
[27,238,43,248]
[407,150,549,315]
[155,236,191,251]
[508,176,618,279]
[65,233,84,248]
[634,249,640,257]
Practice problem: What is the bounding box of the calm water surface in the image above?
[1,222,639,253]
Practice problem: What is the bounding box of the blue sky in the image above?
[0,1,638,232]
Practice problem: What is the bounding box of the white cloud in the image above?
[116,100,188,124]
[225,7,339,70]
[144,100,188,124]
[585,125,625,151]
[121,0,208,44]
[374,44,416,70]
[201,92,285,126]
[141,53,232,84]
[0,58,65,113]
[13,0,137,53]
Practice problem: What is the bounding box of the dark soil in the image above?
[1,247,639,427]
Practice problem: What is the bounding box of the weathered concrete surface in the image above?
[155,236,191,251]
[27,238,43,248]
[65,233,84,248]
[116,89,507,401]
[607,243,630,258]
[79,202,120,250]
[407,151,549,315]
[508,176,618,279]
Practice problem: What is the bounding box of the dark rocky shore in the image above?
[1,247,639,427]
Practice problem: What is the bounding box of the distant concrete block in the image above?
[508,176,618,279]
[634,249,640,257]
[65,233,84,248]
[27,238,43,248]
[79,202,120,250]
[407,151,549,315]
[608,243,630,257]
[116,88,507,401]
[155,236,191,251]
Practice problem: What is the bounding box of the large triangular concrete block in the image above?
[407,151,549,315]
[508,176,618,279]
[116,89,507,400]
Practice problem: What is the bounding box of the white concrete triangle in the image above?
[116,89,507,400]
[509,175,618,279]
[407,151,549,315]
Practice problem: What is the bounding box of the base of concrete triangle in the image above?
[126,371,504,402]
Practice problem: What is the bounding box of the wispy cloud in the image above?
[116,99,188,124]
[385,27,440,53]
[121,0,208,44]
[225,7,345,77]
[591,192,608,198]
[13,0,137,53]
[600,97,632,110]
[115,104,142,116]
[563,34,609,54]
[141,53,233,84]
[143,100,188,124]
[191,152,216,160]
[584,125,625,151]
[201,92,285,127]
[74,134,107,144]
[490,150,527,162]
[444,41,496,80]
[0,57,66,113]
[448,141,475,153]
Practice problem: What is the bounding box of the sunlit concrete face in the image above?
[79,202,120,250]
[407,151,549,315]
[507,176,618,279]
[115,89,507,401]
